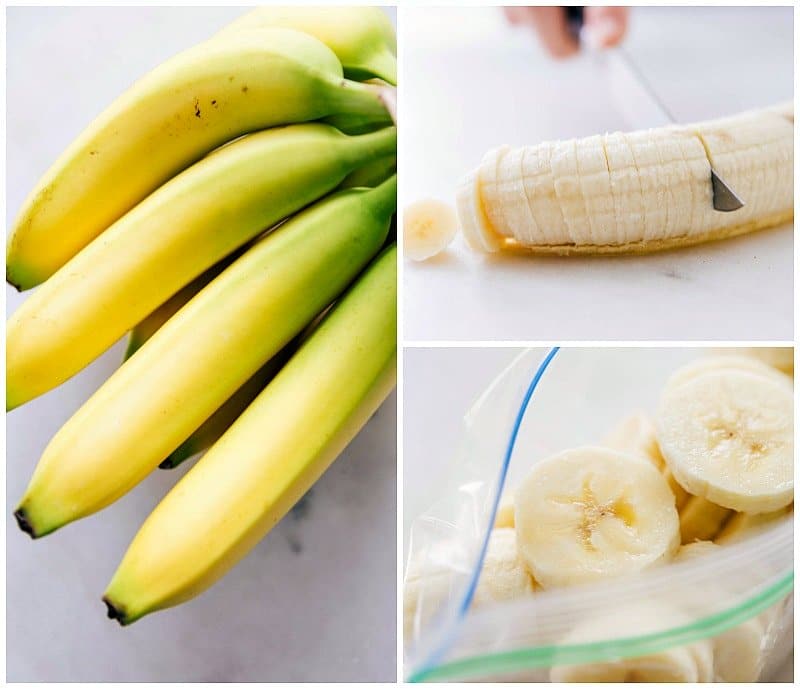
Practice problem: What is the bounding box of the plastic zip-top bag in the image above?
[404,348,793,682]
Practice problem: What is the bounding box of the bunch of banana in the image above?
[457,103,793,254]
[8,6,397,625]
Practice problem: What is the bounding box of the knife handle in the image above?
[563,6,585,41]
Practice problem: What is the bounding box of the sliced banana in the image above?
[493,492,515,529]
[550,601,714,682]
[602,412,665,469]
[665,355,791,393]
[515,447,680,588]
[403,543,460,643]
[673,539,721,562]
[737,347,794,376]
[473,528,536,606]
[403,198,459,261]
[657,370,793,513]
[715,505,793,545]
[678,495,733,544]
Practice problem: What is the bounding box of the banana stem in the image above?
[330,79,395,124]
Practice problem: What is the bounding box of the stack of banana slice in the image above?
[7,7,397,625]
[404,349,793,682]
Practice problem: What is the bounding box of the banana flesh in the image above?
[6,28,391,289]
[103,245,397,625]
[14,178,396,538]
[458,104,793,254]
[514,447,679,588]
[7,124,397,409]
[473,528,537,606]
[217,6,397,85]
[493,493,515,529]
[403,199,459,261]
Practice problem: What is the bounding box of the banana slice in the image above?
[602,412,665,469]
[403,199,458,261]
[657,370,793,513]
[715,505,793,545]
[737,347,794,376]
[403,542,461,643]
[473,528,537,605]
[665,355,791,393]
[550,601,714,682]
[493,493,515,529]
[673,541,765,682]
[678,495,733,544]
[515,447,680,588]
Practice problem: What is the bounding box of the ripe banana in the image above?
[7,124,397,409]
[458,103,793,254]
[493,493,515,529]
[514,447,679,588]
[403,199,459,261]
[664,354,791,394]
[678,495,732,544]
[656,369,793,513]
[14,177,396,538]
[102,244,397,625]
[7,28,391,289]
[473,528,537,606]
[602,412,664,469]
[216,6,397,85]
[715,505,792,545]
[550,602,714,682]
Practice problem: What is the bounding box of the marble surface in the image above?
[6,7,396,682]
[401,6,793,341]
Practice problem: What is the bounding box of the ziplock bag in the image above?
[404,347,793,682]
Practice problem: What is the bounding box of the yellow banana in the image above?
[7,124,397,409]
[103,244,396,625]
[217,6,397,85]
[14,176,397,538]
[7,28,391,289]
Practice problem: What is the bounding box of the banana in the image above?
[473,528,537,606]
[404,541,461,644]
[736,347,794,376]
[550,602,714,682]
[14,177,396,538]
[678,495,733,544]
[514,447,679,588]
[7,124,397,409]
[493,493,515,529]
[458,103,793,254]
[602,412,664,469]
[715,505,792,545]
[673,540,766,682]
[102,245,397,625]
[7,28,391,289]
[656,369,793,513]
[338,155,397,189]
[216,7,397,85]
[664,354,791,394]
[403,199,459,261]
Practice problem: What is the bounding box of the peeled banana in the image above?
[7,124,397,409]
[102,245,397,625]
[472,528,536,605]
[14,177,396,538]
[7,28,391,289]
[514,446,679,588]
[458,104,793,254]
[217,6,397,85]
[403,199,459,261]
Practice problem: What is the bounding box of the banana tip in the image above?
[6,276,23,292]
[14,508,39,539]
[102,596,130,626]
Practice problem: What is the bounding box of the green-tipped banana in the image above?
[7,124,397,409]
[217,6,397,85]
[339,155,397,189]
[14,176,396,538]
[103,244,396,625]
[7,28,391,289]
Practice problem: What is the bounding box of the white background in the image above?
[6,6,397,682]
[402,6,793,341]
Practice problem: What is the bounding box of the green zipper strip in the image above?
[410,571,793,682]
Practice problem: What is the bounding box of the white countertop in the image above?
[6,7,396,682]
[401,6,793,341]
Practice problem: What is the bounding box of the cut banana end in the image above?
[455,169,505,253]
[678,495,733,544]
[403,199,458,261]
[602,412,665,470]
[550,601,714,682]
[473,528,536,606]
[515,447,679,588]
[657,370,793,513]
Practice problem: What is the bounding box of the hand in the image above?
[504,6,629,59]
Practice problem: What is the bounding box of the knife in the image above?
[564,6,744,212]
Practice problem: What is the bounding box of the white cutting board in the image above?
[401,6,793,342]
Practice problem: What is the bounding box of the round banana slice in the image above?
[602,412,665,469]
[515,447,680,588]
[473,528,536,606]
[550,601,714,682]
[737,347,793,375]
[665,355,791,393]
[657,370,793,513]
[673,539,720,562]
[715,505,792,544]
[403,198,458,261]
[493,492,515,529]
[678,495,733,544]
